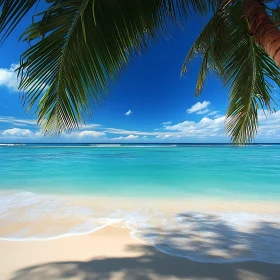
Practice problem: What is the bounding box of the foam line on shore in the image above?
[1,191,280,264]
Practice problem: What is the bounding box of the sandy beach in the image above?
[0,225,279,280]
[1,193,280,279]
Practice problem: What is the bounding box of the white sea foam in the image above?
[0,191,280,263]
[0,144,25,146]
[261,145,275,147]
[91,144,122,147]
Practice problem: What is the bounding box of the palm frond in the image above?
[182,0,280,144]
[181,6,227,95]
[0,0,39,43]
[17,0,214,135]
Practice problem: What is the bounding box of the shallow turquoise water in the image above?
[1,144,280,263]
[0,144,280,200]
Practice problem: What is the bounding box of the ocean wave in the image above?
[90,144,122,147]
[90,144,178,148]
[0,191,280,264]
[260,145,275,147]
[0,144,25,146]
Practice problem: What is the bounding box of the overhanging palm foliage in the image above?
[0,0,38,43]
[1,0,213,135]
[0,0,280,143]
[182,0,280,144]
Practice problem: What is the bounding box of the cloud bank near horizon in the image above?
[1,102,280,143]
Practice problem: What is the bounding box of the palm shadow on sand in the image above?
[10,213,280,280]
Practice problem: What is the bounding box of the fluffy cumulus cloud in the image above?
[125,110,132,116]
[187,101,210,114]
[163,116,226,138]
[3,108,280,142]
[0,64,19,92]
[0,63,48,93]
[74,130,105,138]
[105,115,227,140]
[256,110,280,139]
[1,125,106,141]
[2,128,34,137]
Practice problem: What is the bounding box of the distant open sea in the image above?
[1,143,280,199]
[1,143,280,263]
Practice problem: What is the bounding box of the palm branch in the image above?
[181,0,280,144]
[1,0,280,144]
[0,0,38,43]
[1,0,213,135]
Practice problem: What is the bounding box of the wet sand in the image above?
[1,226,280,280]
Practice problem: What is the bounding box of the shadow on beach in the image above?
[9,213,280,280]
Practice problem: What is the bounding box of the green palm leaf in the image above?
[0,0,39,43]
[182,0,280,144]
[15,0,213,134]
[3,0,278,144]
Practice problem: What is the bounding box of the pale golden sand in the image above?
[71,195,280,213]
[1,195,280,279]
[0,226,280,280]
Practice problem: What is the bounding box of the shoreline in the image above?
[1,226,280,280]
[1,191,280,266]
[2,189,280,212]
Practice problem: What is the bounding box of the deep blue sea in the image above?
[1,143,280,263]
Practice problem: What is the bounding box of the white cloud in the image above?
[0,118,100,129]
[2,128,33,137]
[0,116,37,127]
[256,110,280,139]
[162,121,172,125]
[105,117,226,139]
[163,116,226,138]
[81,123,101,129]
[3,108,280,142]
[127,135,138,139]
[112,134,138,140]
[74,130,105,138]
[125,110,132,116]
[206,111,219,117]
[156,134,172,139]
[0,64,19,92]
[187,101,210,114]
[0,63,49,93]
[105,128,157,136]
[196,109,210,115]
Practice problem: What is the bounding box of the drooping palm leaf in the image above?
[15,0,214,135]
[3,0,278,143]
[0,0,39,43]
[182,0,280,144]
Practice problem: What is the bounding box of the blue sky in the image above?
[0,8,279,143]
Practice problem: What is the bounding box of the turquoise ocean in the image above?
[1,143,280,263]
